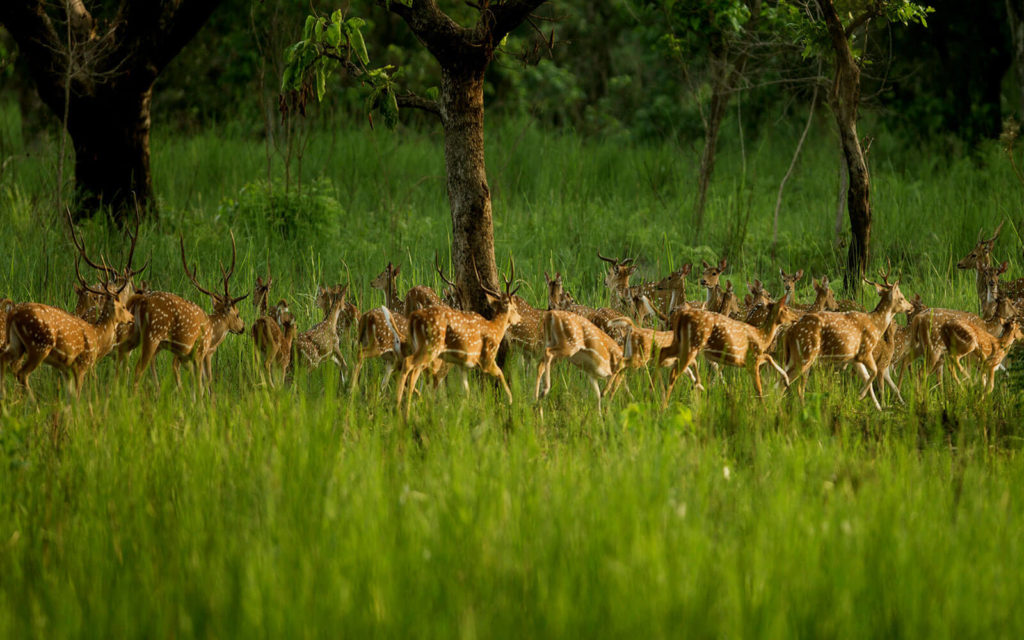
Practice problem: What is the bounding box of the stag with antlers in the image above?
[394,259,521,417]
[1,248,135,401]
[128,234,247,394]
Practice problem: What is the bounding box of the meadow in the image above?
[1,103,1024,637]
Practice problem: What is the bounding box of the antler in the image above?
[596,250,634,266]
[123,204,150,279]
[435,252,459,292]
[66,207,120,280]
[988,220,1005,244]
[180,235,218,298]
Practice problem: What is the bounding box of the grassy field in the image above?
[2,104,1024,637]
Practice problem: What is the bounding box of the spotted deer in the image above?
[253,264,274,317]
[1,252,133,401]
[783,275,914,410]
[0,298,15,353]
[663,298,797,404]
[698,258,729,311]
[252,301,296,387]
[130,234,248,393]
[779,269,805,305]
[743,279,773,313]
[534,310,626,411]
[957,221,1004,311]
[605,312,676,395]
[746,276,837,327]
[395,260,521,417]
[917,311,1024,393]
[544,271,630,341]
[293,285,348,372]
[351,257,454,392]
[903,287,1017,387]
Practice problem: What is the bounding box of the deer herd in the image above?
[1,220,1023,414]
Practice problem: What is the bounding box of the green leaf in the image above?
[345,22,370,65]
[383,89,399,129]
[280,65,295,93]
[325,22,342,47]
[331,9,343,23]
[425,86,439,101]
[303,15,316,40]
[316,69,327,101]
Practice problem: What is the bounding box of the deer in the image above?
[253,264,275,318]
[544,271,630,341]
[663,298,797,405]
[394,259,521,417]
[957,221,1004,311]
[783,272,914,410]
[869,293,927,404]
[350,256,455,393]
[534,310,626,412]
[604,311,676,395]
[779,269,805,305]
[293,285,349,375]
[698,258,729,311]
[130,234,248,394]
[743,279,773,314]
[252,301,296,387]
[0,298,14,353]
[745,276,838,330]
[598,250,639,316]
[1,251,134,401]
[917,310,1024,393]
[909,292,1019,390]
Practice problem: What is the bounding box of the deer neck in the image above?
[754,315,785,351]
[207,310,232,352]
[385,280,403,311]
[868,297,900,334]
[706,285,721,308]
[90,303,125,357]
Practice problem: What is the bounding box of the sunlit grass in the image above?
[1,110,1023,636]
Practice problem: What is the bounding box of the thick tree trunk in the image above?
[440,67,499,316]
[817,0,871,292]
[69,87,154,223]
[0,0,224,224]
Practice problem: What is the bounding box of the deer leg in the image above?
[349,353,365,393]
[133,339,160,389]
[764,355,790,388]
[483,361,514,405]
[750,360,764,397]
[15,347,47,403]
[460,368,470,395]
[882,366,905,405]
[380,361,395,395]
[854,360,882,411]
[535,353,553,401]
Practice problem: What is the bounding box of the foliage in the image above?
[280,8,401,128]
[217,178,344,245]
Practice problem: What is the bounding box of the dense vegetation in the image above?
[3,0,1024,636]
[2,97,1024,634]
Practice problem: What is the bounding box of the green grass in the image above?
[2,104,1024,637]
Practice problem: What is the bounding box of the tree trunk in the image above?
[69,86,154,223]
[694,50,731,241]
[440,66,500,316]
[0,0,224,224]
[817,0,871,292]
[1009,1,1024,119]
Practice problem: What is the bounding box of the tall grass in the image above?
[1,103,1024,637]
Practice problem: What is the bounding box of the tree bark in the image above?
[385,0,547,316]
[440,66,499,315]
[817,0,871,292]
[0,0,224,224]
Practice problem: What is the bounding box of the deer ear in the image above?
[719,258,728,270]
[682,263,692,275]
[795,269,804,280]
[1000,261,1008,275]
[702,260,711,269]
[779,268,785,278]
[627,264,638,275]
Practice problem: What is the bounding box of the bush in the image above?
[218,177,343,244]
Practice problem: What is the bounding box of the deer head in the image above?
[699,258,728,289]
[180,232,248,335]
[598,250,637,292]
[957,221,1003,269]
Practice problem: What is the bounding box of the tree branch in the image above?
[379,0,474,65]
[396,92,442,119]
[844,8,880,38]
[487,0,549,42]
[0,1,67,113]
